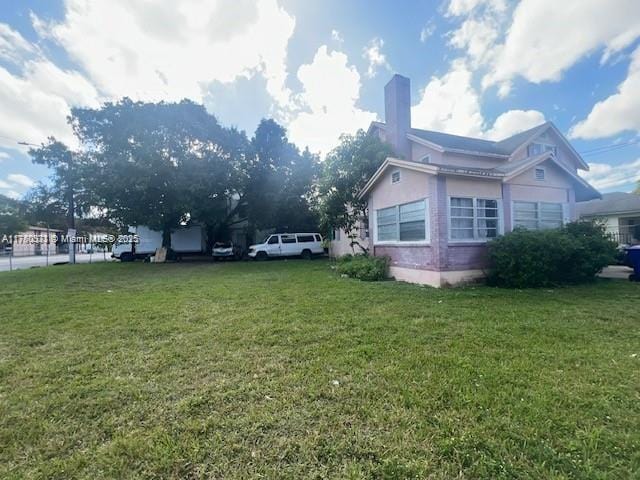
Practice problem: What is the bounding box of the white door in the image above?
[265,235,281,256]
[280,234,299,256]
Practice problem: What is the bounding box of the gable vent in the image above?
[535,168,545,181]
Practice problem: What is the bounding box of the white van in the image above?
[248,233,324,260]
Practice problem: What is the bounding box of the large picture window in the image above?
[376,199,428,243]
[513,201,563,230]
[449,197,500,241]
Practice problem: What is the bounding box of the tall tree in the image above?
[0,194,28,248]
[317,129,393,252]
[243,119,319,234]
[71,98,244,247]
[29,139,89,233]
[23,183,67,230]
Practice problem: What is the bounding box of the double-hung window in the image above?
[513,201,563,230]
[376,199,428,242]
[449,197,500,241]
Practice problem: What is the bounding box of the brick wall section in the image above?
[445,244,489,271]
[502,183,512,232]
[376,245,434,269]
[567,188,576,220]
[429,175,449,270]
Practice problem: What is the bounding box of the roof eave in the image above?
[406,133,510,158]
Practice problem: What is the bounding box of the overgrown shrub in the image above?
[336,254,389,281]
[487,221,617,288]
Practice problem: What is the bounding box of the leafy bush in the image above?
[487,221,618,288]
[336,254,389,281]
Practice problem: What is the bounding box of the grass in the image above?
[0,259,639,479]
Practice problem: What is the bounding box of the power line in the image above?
[580,138,640,157]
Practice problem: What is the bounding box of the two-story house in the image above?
[355,74,600,286]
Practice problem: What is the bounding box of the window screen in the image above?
[450,197,500,240]
[399,200,426,241]
[376,206,398,241]
[514,201,563,230]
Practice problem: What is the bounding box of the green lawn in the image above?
[1,260,639,479]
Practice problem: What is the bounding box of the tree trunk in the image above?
[162,225,172,248]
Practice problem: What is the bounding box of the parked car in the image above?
[248,233,324,260]
[212,241,238,260]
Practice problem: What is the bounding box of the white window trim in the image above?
[512,201,568,231]
[373,198,430,245]
[447,196,504,243]
[535,167,546,181]
[391,170,401,184]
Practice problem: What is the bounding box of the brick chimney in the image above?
[384,74,411,159]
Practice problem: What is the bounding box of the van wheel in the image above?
[301,249,312,260]
[120,252,134,262]
[256,251,268,261]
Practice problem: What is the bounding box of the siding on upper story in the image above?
[508,159,574,204]
[446,176,502,199]
[510,128,579,173]
[369,165,430,210]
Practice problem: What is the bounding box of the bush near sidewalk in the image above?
[336,254,389,281]
[487,221,618,288]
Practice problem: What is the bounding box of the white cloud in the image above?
[411,58,546,140]
[485,109,546,140]
[579,158,640,190]
[0,64,80,149]
[446,0,506,17]
[40,0,296,108]
[2,190,21,200]
[411,59,485,137]
[420,21,436,43]
[448,17,499,68]
[482,0,640,95]
[0,24,100,150]
[0,23,37,63]
[363,37,390,79]
[287,46,376,154]
[570,46,640,139]
[0,152,9,162]
[7,173,35,188]
[0,179,11,189]
[331,29,343,43]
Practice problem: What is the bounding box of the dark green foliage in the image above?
[487,221,618,288]
[0,194,28,246]
[244,119,319,233]
[317,130,394,251]
[70,99,238,245]
[336,254,389,281]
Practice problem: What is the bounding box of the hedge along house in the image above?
[358,74,601,287]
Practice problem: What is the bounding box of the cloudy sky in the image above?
[1,0,640,199]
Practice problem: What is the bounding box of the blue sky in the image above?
[1,0,639,198]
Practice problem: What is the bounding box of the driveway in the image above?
[599,265,634,280]
[0,253,115,272]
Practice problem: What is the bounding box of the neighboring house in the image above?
[7,226,65,256]
[577,192,640,245]
[330,220,369,257]
[356,74,600,287]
